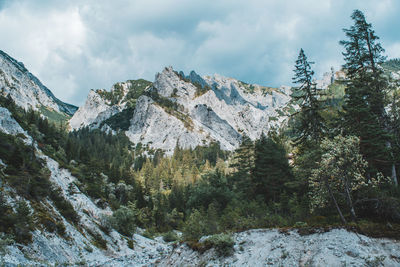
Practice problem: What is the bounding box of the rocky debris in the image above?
[161,228,400,267]
[0,50,77,115]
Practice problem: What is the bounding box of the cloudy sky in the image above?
[0,0,399,106]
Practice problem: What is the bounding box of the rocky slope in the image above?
[0,106,170,266]
[0,50,77,117]
[70,67,293,153]
[162,229,400,267]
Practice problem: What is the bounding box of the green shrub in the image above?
[14,201,33,244]
[163,231,178,242]
[142,229,155,239]
[183,209,207,241]
[203,233,235,257]
[50,188,79,224]
[56,222,66,237]
[86,228,107,250]
[127,239,134,249]
[108,203,137,236]
[0,233,14,254]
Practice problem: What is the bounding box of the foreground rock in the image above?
[161,229,400,267]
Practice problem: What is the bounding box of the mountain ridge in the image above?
[69,66,293,154]
[0,50,77,117]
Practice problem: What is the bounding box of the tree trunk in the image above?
[344,181,357,221]
[325,179,347,224]
[392,163,398,187]
[387,141,398,187]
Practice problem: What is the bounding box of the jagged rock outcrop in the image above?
[0,50,77,116]
[70,66,292,153]
[315,69,346,89]
[69,79,152,130]
[69,89,119,129]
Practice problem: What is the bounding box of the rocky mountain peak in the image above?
[69,66,292,153]
[0,50,77,116]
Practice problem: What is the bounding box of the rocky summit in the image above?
[69,66,293,154]
[0,50,77,117]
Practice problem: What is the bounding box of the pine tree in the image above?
[291,49,325,145]
[230,135,254,196]
[340,9,392,178]
[253,133,292,202]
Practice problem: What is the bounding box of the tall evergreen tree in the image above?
[340,9,392,178]
[253,133,292,202]
[292,49,325,145]
[230,135,254,196]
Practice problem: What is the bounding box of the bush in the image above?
[50,188,79,224]
[14,201,33,244]
[203,233,235,257]
[127,238,134,249]
[86,228,107,250]
[108,203,137,236]
[163,231,178,242]
[0,233,14,254]
[183,209,207,241]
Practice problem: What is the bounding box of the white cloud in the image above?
[0,2,87,103]
[386,43,400,59]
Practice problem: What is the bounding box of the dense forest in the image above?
[1,9,400,250]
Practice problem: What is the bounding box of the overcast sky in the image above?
[0,0,399,106]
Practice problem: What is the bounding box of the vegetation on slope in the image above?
[0,9,400,253]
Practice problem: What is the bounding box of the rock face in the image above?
[161,229,400,267]
[0,107,30,137]
[70,67,292,153]
[69,89,119,129]
[315,68,346,90]
[0,50,77,115]
[69,79,152,130]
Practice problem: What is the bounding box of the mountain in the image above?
[70,67,292,153]
[1,51,400,266]
[0,50,77,119]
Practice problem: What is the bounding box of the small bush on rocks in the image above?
[163,231,178,242]
[203,233,235,257]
